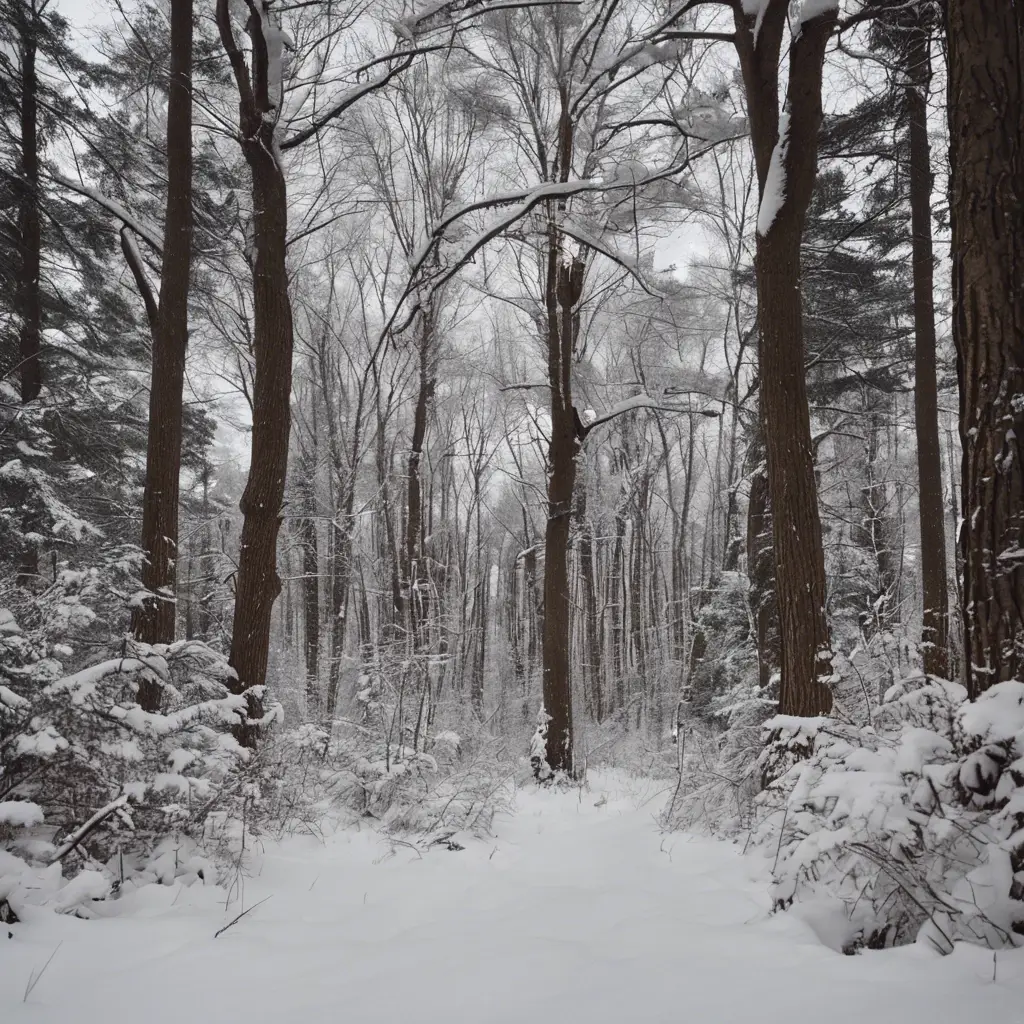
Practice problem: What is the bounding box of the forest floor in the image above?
[4,771,1024,1022]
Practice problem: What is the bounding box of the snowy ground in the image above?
[4,772,1024,1022]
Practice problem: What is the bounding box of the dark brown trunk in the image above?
[577,488,603,722]
[541,218,584,774]
[948,0,1024,696]
[218,0,295,744]
[542,422,576,771]
[907,22,950,678]
[734,1,836,716]
[404,312,436,648]
[609,507,627,710]
[132,0,195,685]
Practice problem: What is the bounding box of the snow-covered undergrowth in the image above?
[0,588,255,918]
[3,770,1023,1023]
[754,675,1024,952]
[256,718,518,839]
[1,570,518,927]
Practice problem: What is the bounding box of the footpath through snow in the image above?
[4,772,1024,1023]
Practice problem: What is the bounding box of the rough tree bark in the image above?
[734,0,836,716]
[217,0,294,743]
[906,10,949,678]
[132,0,195,675]
[540,223,586,774]
[576,485,603,723]
[746,460,780,692]
[947,0,1024,696]
[404,308,436,647]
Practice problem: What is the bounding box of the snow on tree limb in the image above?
[119,227,159,332]
[757,110,789,235]
[557,215,660,298]
[388,152,711,337]
[580,393,719,438]
[51,175,164,253]
[49,795,130,863]
[282,2,583,151]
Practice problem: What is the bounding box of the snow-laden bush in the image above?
[0,580,265,916]
[755,674,1024,952]
[659,633,926,836]
[660,681,775,834]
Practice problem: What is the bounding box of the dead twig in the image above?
[214,894,272,938]
[24,941,62,1002]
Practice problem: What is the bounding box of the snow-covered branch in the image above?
[52,175,164,253]
[580,393,719,437]
[119,227,159,332]
[389,153,705,336]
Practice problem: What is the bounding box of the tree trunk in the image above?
[541,224,584,774]
[948,0,1024,696]
[577,487,603,723]
[609,506,627,710]
[325,517,352,719]
[734,1,836,716]
[404,310,436,648]
[746,461,779,691]
[218,0,295,744]
[907,20,949,678]
[198,470,213,637]
[132,0,194,680]
[300,463,320,717]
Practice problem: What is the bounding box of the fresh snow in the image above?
[3,773,1023,1022]
[757,111,790,236]
[0,801,44,828]
[741,0,771,45]
[798,0,841,24]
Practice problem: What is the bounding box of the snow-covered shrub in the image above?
[660,633,927,837]
[661,680,775,834]
[0,581,260,906]
[756,674,1024,951]
[687,572,760,719]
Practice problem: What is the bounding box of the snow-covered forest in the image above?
[2,0,1023,1018]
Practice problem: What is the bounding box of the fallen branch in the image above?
[214,894,273,938]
